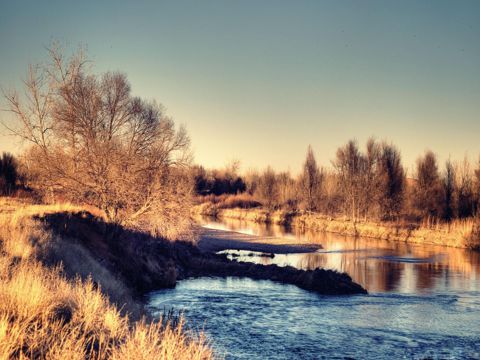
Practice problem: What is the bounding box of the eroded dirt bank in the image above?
[42,211,367,297]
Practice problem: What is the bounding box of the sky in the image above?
[1,0,479,175]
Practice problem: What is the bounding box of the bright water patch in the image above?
[199,216,480,294]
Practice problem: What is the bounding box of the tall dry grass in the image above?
[194,202,480,250]
[418,216,480,249]
[0,199,214,360]
[195,194,260,210]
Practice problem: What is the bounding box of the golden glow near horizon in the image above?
[1,1,479,173]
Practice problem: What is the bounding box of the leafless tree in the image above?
[3,46,192,238]
[334,140,364,221]
[413,151,444,219]
[473,157,480,216]
[299,146,324,211]
[322,171,342,216]
[333,139,382,221]
[276,171,298,209]
[360,138,381,219]
[256,167,278,209]
[377,142,405,220]
[443,159,456,221]
[455,157,475,218]
[244,169,260,196]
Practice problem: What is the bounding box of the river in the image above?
[148,217,480,359]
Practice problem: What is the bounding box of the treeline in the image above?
[193,162,246,196]
[0,152,20,196]
[195,140,480,223]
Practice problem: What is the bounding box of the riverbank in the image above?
[0,198,366,357]
[192,204,480,250]
[0,199,213,359]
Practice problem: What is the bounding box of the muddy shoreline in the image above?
[195,226,322,254]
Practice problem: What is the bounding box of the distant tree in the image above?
[323,171,342,216]
[256,167,278,209]
[245,170,260,195]
[413,151,444,219]
[455,157,475,218]
[300,146,324,211]
[333,139,383,220]
[0,152,19,195]
[442,159,456,221]
[3,46,191,237]
[192,165,210,195]
[334,140,364,221]
[191,160,247,196]
[211,176,229,195]
[232,177,247,194]
[277,171,298,209]
[360,138,381,219]
[473,157,480,216]
[377,143,405,219]
[224,159,240,179]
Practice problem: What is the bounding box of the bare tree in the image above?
[244,169,260,196]
[413,151,444,219]
[377,142,405,220]
[3,46,191,238]
[443,159,456,221]
[276,171,298,209]
[334,140,364,221]
[323,171,342,216]
[333,139,382,221]
[256,167,278,209]
[473,157,480,216]
[299,146,324,211]
[455,157,475,218]
[360,138,380,219]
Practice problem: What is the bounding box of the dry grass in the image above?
[0,198,214,360]
[195,194,260,210]
[418,217,480,249]
[294,213,480,249]
[194,203,480,250]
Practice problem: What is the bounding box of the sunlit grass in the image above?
[194,196,480,250]
[0,198,214,359]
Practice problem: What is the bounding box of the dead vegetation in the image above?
[0,199,213,359]
[194,205,480,250]
[3,45,193,240]
[194,193,260,211]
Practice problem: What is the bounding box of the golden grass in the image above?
[194,194,260,210]
[294,213,480,249]
[0,198,214,360]
[194,204,480,250]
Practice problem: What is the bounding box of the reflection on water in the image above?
[148,217,480,359]
[198,216,480,294]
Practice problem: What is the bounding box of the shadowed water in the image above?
[148,217,480,359]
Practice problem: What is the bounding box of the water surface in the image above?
[148,217,480,359]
